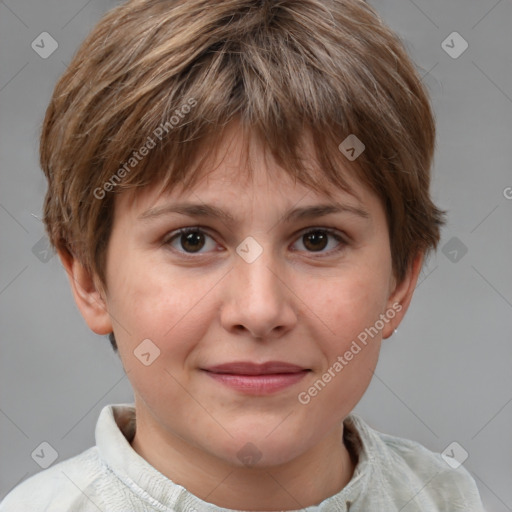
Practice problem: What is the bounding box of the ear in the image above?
[58,248,113,335]
[382,251,424,339]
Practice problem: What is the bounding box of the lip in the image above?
[205,361,308,375]
[202,361,310,395]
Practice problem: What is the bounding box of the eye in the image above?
[163,226,347,258]
[163,227,217,256]
[291,228,347,256]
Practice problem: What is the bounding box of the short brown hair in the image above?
[40,0,445,350]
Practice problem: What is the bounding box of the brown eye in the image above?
[292,228,346,256]
[180,230,206,253]
[163,226,346,259]
[302,231,329,252]
[165,228,216,255]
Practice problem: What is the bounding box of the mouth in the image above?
[201,361,311,395]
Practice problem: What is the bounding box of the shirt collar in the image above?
[96,403,375,511]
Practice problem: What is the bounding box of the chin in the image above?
[214,430,307,470]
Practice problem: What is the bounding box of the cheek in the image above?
[321,286,385,375]
[318,260,391,340]
[104,250,216,369]
[106,263,219,418]
[302,265,390,412]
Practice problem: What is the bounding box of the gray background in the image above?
[1,0,511,510]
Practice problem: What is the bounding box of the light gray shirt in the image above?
[0,403,485,511]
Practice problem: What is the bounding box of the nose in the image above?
[220,244,297,340]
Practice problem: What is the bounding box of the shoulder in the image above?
[346,414,485,511]
[0,447,108,512]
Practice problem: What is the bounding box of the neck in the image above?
[130,410,355,510]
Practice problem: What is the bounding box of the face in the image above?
[83,122,412,470]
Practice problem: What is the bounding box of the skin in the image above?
[60,120,423,511]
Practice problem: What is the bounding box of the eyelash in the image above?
[162,226,348,260]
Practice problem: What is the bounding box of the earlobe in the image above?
[57,248,113,335]
[382,252,424,339]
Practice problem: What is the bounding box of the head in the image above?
[41,0,445,470]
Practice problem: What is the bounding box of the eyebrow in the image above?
[138,201,370,224]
